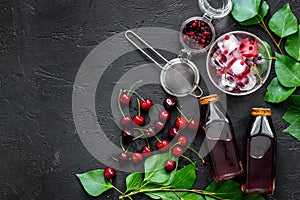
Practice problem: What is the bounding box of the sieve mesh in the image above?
[163,62,196,95]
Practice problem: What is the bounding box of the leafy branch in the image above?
[231,0,300,141]
[76,153,264,200]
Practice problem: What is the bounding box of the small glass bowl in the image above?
[206,31,271,96]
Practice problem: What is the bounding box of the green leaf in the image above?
[240,1,269,25]
[144,153,178,185]
[231,0,262,22]
[243,194,265,200]
[275,53,300,87]
[264,77,296,103]
[283,106,300,141]
[285,25,300,61]
[146,192,186,200]
[268,3,298,37]
[125,172,143,192]
[288,95,300,107]
[283,107,300,124]
[204,180,243,200]
[76,170,114,197]
[182,193,205,200]
[283,120,300,141]
[171,163,197,189]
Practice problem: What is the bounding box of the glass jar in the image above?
[179,0,232,54]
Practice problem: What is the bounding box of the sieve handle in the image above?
[190,84,203,98]
[125,30,170,70]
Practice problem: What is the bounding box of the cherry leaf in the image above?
[231,0,261,22]
[274,53,300,87]
[125,172,143,192]
[171,163,196,189]
[146,192,187,200]
[144,153,178,185]
[288,95,300,108]
[264,77,296,103]
[268,3,298,38]
[283,117,300,141]
[182,193,205,200]
[76,170,114,197]
[283,102,300,141]
[285,25,300,61]
[240,1,269,26]
[204,180,243,199]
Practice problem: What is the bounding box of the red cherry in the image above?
[168,127,179,138]
[132,115,145,126]
[172,145,184,157]
[165,160,176,172]
[131,152,143,163]
[159,110,171,121]
[163,97,177,110]
[189,31,195,36]
[120,116,132,127]
[154,121,165,132]
[122,130,135,142]
[141,146,153,157]
[140,98,153,111]
[188,118,200,131]
[120,93,131,105]
[175,116,187,129]
[104,167,116,180]
[119,152,129,162]
[224,35,230,40]
[156,140,169,152]
[178,135,187,146]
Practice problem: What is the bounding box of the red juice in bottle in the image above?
[242,108,276,194]
[200,94,243,181]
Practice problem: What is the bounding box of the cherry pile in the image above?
[181,19,213,50]
[114,82,202,173]
[209,34,266,92]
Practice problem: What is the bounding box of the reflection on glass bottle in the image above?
[242,108,276,194]
[200,94,243,181]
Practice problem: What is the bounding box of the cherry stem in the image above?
[181,155,198,170]
[124,142,133,153]
[111,156,119,162]
[137,98,141,116]
[176,106,191,123]
[154,134,161,143]
[112,185,125,196]
[124,89,144,101]
[251,65,263,85]
[188,146,206,165]
[118,89,126,117]
[120,135,126,152]
[132,134,144,141]
[127,80,143,95]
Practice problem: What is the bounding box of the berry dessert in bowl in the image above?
[206,31,271,96]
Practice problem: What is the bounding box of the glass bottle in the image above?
[242,108,276,194]
[200,94,243,181]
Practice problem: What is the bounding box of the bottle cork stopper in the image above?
[251,108,272,116]
[199,94,220,105]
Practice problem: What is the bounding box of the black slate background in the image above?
[1,0,300,200]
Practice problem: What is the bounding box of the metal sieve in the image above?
[125,30,203,98]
